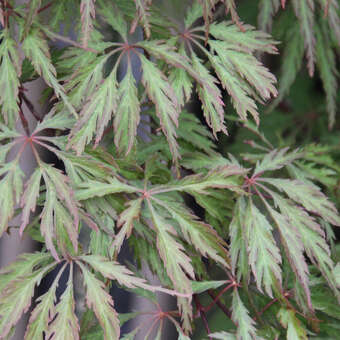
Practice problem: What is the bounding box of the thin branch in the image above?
[37,0,54,14]
[207,290,232,319]
[204,282,235,313]
[194,295,212,340]
[18,95,30,136]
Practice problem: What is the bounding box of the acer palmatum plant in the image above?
[0,0,340,339]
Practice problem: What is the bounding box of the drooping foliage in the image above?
[0,0,340,339]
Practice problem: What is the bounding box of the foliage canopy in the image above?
[0,0,340,339]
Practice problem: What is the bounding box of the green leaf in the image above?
[0,123,22,141]
[113,198,143,252]
[0,263,55,338]
[150,165,246,195]
[23,0,42,38]
[291,0,316,76]
[177,111,215,153]
[78,262,120,340]
[261,178,340,226]
[244,200,282,297]
[80,0,96,48]
[97,2,127,39]
[147,200,193,331]
[169,66,193,109]
[154,199,229,267]
[0,162,25,237]
[0,252,52,294]
[277,308,308,340]
[60,50,107,108]
[258,0,280,32]
[232,290,260,340]
[270,194,340,301]
[315,23,338,128]
[132,0,152,38]
[114,62,140,155]
[230,197,249,281]
[22,29,77,117]
[222,0,241,25]
[39,163,79,260]
[191,280,228,294]
[270,23,304,109]
[334,263,340,288]
[254,148,302,175]
[184,2,203,28]
[0,30,21,127]
[209,22,278,54]
[264,200,312,309]
[209,51,259,124]
[75,177,138,201]
[20,167,42,235]
[210,332,236,340]
[140,54,180,160]
[323,0,340,45]
[79,255,182,297]
[33,110,75,134]
[181,151,232,171]
[68,68,118,154]
[192,54,227,138]
[222,49,277,101]
[79,255,148,289]
[47,266,80,340]
[25,265,66,340]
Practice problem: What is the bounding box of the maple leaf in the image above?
[140,54,180,160]
[20,167,42,235]
[147,200,194,331]
[278,308,308,340]
[260,178,340,226]
[75,177,138,201]
[291,0,316,76]
[0,161,24,237]
[0,262,56,338]
[315,23,338,128]
[78,261,120,340]
[131,0,152,38]
[23,0,42,38]
[269,193,340,301]
[0,30,21,127]
[192,54,227,137]
[25,265,67,340]
[22,29,77,117]
[97,1,127,40]
[113,198,143,252]
[229,197,249,280]
[68,68,118,154]
[270,23,304,109]
[80,0,96,48]
[114,62,140,155]
[47,265,80,340]
[153,198,230,267]
[209,22,278,55]
[258,0,281,32]
[169,65,193,109]
[27,163,80,261]
[244,199,282,297]
[254,147,302,175]
[150,165,246,195]
[232,290,261,340]
[0,252,52,294]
